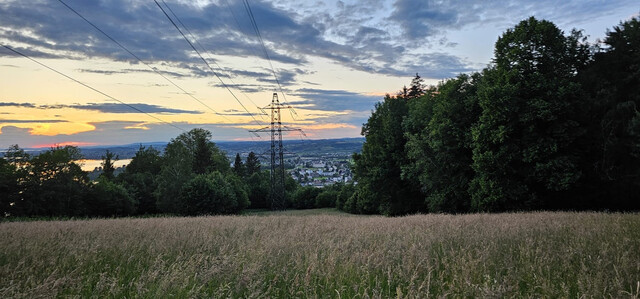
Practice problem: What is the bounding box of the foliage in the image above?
[179,172,249,215]
[469,17,589,211]
[351,94,423,215]
[290,186,322,209]
[118,146,162,214]
[407,73,425,99]
[16,146,90,217]
[346,16,640,214]
[125,145,162,174]
[246,171,270,209]
[233,153,245,177]
[88,178,137,217]
[284,175,299,207]
[156,129,230,214]
[335,183,355,211]
[315,189,338,208]
[0,129,263,219]
[99,150,118,180]
[0,158,18,217]
[245,151,261,176]
[404,74,480,213]
[576,16,640,209]
[156,139,193,213]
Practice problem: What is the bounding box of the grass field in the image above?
[1,210,639,298]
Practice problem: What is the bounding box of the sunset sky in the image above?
[1,0,637,148]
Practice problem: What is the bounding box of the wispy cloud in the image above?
[0,121,263,148]
[290,88,382,112]
[0,0,483,81]
[0,101,203,114]
[0,102,37,108]
[0,119,68,123]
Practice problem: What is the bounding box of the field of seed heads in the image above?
[1,211,639,298]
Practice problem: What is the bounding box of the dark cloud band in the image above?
[0,101,203,114]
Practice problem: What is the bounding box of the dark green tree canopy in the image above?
[468,17,591,211]
[404,73,480,213]
[245,151,261,176]
[408,73,425,99]
[351,94,423,215]
[100,150,118,180]
[180,171,249,215]
[118,146,162,215]
[125,145,161,175]
[233,153,245,177]
[157,128,230,213]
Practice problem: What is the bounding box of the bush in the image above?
[291,186,321,209]
[180,172,248,215]
[336,183,356,211]
[246,171,270,209]
[89,179,137,217]
[316,190,339,208]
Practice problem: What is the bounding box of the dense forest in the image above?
[347,16,640,215]
[1,16,638,218]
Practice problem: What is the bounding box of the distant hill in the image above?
[2,138,365,159]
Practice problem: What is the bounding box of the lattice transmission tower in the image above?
[250,93,304,210]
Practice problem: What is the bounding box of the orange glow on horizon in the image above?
[300,123,357,130]
[33,141,100,148]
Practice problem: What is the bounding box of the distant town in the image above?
[289,157,353,187]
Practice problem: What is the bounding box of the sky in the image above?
[0,0,638,148]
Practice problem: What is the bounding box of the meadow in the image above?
[1,210,639,298]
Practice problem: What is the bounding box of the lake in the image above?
[76,159,132,172]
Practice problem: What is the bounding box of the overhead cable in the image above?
[154,0,265,128]
[56,0,231,123]
[1,44,186,132]
[242,0,298,119]
[160,0,265,119]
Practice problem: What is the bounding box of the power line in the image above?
[153,0,265,129]
[242,0,299,119]
[222,0,288,113]
[160,0,265,119]
[1,44,186,132]
[55,0,231,123]
[221,0,263,60]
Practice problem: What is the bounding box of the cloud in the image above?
[0,101,202,114]
[409,53,476,78]
[290,88,382,112]
[1,0,635,99]
[52,102,205,114]
[0,0,476,81]
[32,141,98,149]
[256,68,313,86]
[77,65,213,79]
[0,119,68,124]
[0,121,269,149]
[0,102,37,108]
[388,0,638,41]
[219,109,266,117]
[209,82,272,94]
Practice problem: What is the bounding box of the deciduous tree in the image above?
[470,17,589,211]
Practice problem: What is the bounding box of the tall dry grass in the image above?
[1,212,639,298]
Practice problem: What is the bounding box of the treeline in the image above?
[0,128,353,218]
[345,16,640,215]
